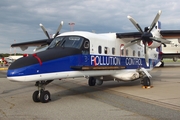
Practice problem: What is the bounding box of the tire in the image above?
[32,90,40,102]
[88,77,96,86]
[96,79,103,86]
[40,90,50,103]
[143,77,151,86]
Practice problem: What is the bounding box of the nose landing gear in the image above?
[32,80,53,103]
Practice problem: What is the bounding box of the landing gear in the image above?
[141,77,151,86]
[40,90,50,103]
[32,90,40,102]
[96,79,103,86]
[32,80,53,103]
[88,77,96,86]
[139,68,152,88]
[88,77,103,86]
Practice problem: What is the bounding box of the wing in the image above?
[160,30,180,39]
[11,38,53,51]
[116,32,141,41]
[116,32,141,38]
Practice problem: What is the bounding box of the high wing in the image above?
[116,32,141,41]
[11,21,63,51]
[11,38,53,51]
[116,30,180,40]
[160,30,180,39]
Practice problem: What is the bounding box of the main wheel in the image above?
[142,77,151,86]
[32,90,40,102]
[88,77,96,86]
[40,90,50,103]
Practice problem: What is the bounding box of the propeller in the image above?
[125,10,164,66]
[34,21,64,52]
[39,21,64,44]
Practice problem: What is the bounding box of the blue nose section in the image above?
[7,68,25,77]
[7,47,82,78]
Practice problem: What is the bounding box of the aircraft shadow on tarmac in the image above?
[50,80,141,102]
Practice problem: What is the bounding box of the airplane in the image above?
[4,55,23,65]
[160,38,180,66]
[7,10,180,103]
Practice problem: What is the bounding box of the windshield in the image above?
[48,36,84,49]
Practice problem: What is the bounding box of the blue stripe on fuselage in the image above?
[7,54,160,77]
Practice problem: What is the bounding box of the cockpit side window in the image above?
[48,37,64,49]
[81,39,90,55]
[84,41,89,49]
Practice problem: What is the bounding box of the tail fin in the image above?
[155,21,161,30]
[157,45,163,60]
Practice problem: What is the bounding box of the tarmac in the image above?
[0,63,180,119]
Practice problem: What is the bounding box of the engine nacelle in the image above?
[148,41,161,48]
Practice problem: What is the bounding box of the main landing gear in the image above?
[32,80,53,103]
[139,68,152,88]
[88,77,103,86]
[141,77,151,86]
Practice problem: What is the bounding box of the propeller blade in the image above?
[148,10,162,32]
[124,39,141,48]
[144,42,149,66]
[127,16,143,33]
[54,21,64,38]
[150,37,171,44]
[144,42,147,54]
[39,23,51,39]
[145,51,149,67]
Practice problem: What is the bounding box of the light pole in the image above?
[68,22,75,31]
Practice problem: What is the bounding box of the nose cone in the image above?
[7,55,39,77]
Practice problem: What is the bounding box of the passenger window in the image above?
[138,51,140,57]
[133,50,135,56]
[98,46,102,54]
[121,49,124,56]
[112,48,115,55]
[104,47,108,54]
[126,49,128,56]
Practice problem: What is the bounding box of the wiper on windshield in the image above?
[58,39,66,47]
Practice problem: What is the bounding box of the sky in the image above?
[1,0,180,54]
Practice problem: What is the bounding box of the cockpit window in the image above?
[48,36,84,49]
[48,37,64,49]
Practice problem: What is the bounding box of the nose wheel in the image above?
[32,80,53,103]
[32,90,51,103]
